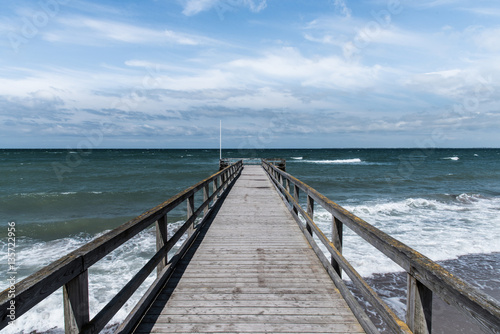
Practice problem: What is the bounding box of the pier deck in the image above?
[133,165,365,333]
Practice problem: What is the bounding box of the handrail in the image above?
[262,160,500,334]
[0,161,243,333]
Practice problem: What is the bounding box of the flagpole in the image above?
[219,120,222,160]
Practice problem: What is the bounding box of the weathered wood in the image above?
[135,322,363,333]
[262,160,500,334]
[155,215,168,275]
[133,166,365,334]
[332,216,343,277]
[115,183,229,334]
[286,208,379,334]
[293,184,299,215]
[0,161,243,331]
[203,183,209,216]
[306,195,314,235]
[187,194,194,235]
[63,270,89,334]
[407,273,433,334]
[265,162,415,334]
[213,177,219,200]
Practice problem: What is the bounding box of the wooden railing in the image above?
[0,161,243,334]
[219,158,285,171]
[262,160,500,334]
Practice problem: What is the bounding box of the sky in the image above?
[1,0,499,149]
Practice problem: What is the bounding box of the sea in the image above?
[1,148,499,333]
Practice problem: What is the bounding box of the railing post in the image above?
[293,184,299,215]
[285,178,290,194]
[214,177,219,199]
[63,270,90,334]
[332,216,343,277]
[156,214,168,275]
[187,194,195,235]
[306,195,314,235]
[407,274,433,334]
[203,184,210,216]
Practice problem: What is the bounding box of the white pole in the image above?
[219,120,222,160]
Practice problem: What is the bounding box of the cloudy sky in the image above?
[1,0,499,148]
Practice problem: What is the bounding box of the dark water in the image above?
[1,148,499,333]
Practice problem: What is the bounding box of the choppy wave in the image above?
[311,193,500,277]
[443,156,460,160]
[304,158,363,164]
[290,156,303,160]
[0,221,187,334]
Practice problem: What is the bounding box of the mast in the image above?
[219,120,222,160]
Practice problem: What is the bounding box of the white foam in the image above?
[290,157,303,160]
[0,227,162,333]
[443,156,459,160]
[305,158,363,164]
[311,194,500,277]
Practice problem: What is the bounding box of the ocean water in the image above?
[1,148,499,333]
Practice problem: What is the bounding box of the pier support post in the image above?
[63,270,90,334]
[156,214,168,275]
[214,177,219,199]
[306,195,314,235]
[203,184,210,216]
[407,274,433,334]
[331,217,343,277]
[293,185,299,215]
[187,194,195,235]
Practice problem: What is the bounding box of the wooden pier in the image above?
[1,160,499,334]
[131,165,364,333]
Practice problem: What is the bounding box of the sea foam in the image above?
[311,193,500,277]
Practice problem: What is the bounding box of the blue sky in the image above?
[1,0,499,148]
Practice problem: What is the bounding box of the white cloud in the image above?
[228,47,384,90]
[182,0,218,16]
[181,0,267,16]
[472,27,500,51]
[44,17,214,46]
[333,0,352,18]
[459,7,500,17]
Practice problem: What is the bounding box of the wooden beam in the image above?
[63,270,89,334]
[203,184,210,216]
[187,194,195,236]
[293,184,299,215]
[306,195,314,236]
[156,215,168,276]
[332,216,343,278]
[407,274,432,334]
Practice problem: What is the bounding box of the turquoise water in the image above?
[1,148,499,333]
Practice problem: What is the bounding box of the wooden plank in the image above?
[149,306,347,316]
[150,299,353,309]
[152,292,341,302]
[135,322,365,333]
[142,314,361,324]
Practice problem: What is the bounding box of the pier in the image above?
[1,160,499,334]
